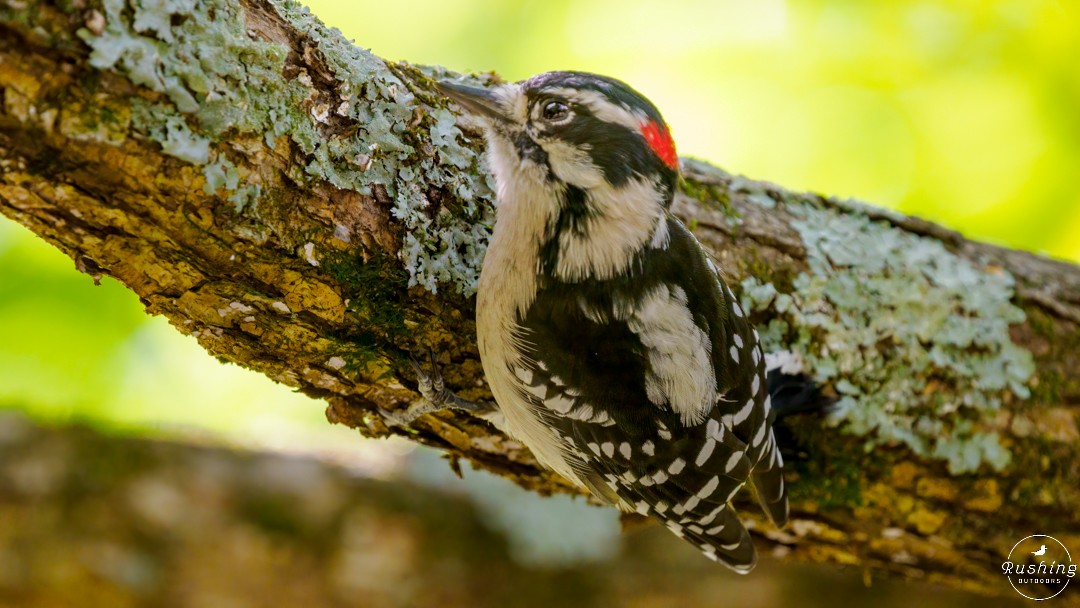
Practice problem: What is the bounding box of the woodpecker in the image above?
[400,71,813,572]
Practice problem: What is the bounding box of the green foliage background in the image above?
[1,0,1076,442]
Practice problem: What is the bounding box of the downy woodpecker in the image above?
[404,71,810,572]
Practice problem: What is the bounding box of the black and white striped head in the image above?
[439,71,679,195]
[439,71,680,281]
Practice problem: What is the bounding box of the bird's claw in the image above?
[380,350,491,427]
[409,350,447,404]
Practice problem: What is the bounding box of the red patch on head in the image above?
[640,120,678,170]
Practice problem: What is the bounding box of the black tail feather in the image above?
[766,369,832,422]
[766,366,833,467]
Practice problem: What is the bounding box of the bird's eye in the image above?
[541,100,570,122]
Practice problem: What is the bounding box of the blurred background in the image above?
[0,0,1075,604]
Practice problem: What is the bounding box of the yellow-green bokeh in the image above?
[1,0,1077,439]
[311,0,1079,260]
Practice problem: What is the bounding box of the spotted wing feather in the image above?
[517,218,786,570]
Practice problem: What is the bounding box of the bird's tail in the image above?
[749,430,789,526]
[747,351,831,529]
[763,350,832,421]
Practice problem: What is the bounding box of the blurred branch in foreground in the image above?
[0,412,1026,608]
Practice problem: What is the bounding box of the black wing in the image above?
[517,217,786,571]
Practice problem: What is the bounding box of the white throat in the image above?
[551,176,667,282]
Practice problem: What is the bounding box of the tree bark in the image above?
[1,0,1077,598]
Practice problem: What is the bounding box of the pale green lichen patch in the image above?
[130,100,210,164]
[76,0,494,295]
[741,199,1035,474]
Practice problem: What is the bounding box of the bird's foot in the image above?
[379,351,495,426]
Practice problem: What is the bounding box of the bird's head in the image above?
[438,71,679,196]
[438,71,680,281]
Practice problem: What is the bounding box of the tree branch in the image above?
[1,412,1030,606]
[1,0,1077,597]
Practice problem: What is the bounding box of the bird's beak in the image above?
[436,81,511,123]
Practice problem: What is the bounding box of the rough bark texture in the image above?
[1,0,1077,599]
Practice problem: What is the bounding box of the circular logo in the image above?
[1002,535,1074,601]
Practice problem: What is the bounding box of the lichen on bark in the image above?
[740,196,1033,474]
[78,0,496,295]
